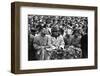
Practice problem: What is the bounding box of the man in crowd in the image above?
[48,26,65,59]
[48,26,65,50]
[28,28,37,60]
[33,27,50,60]
[81,28,88,58]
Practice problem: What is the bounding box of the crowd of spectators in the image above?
[28,15,88,60]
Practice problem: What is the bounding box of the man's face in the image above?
[31,32,35,35]
[41,28,47,36]
[53,31,60,37]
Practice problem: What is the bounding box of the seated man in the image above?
[33,27,50,60]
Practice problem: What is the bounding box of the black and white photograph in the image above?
[11,2,97,74]
[28,15,88,60]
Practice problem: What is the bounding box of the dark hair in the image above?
[51,26,60,37]
[37,25,46,32]
[72,30,79,35]
[59,28,64,35]
[51,26,60,32]
[31,28,36,33]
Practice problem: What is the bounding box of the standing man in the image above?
[28,28,37,60]
[81,28,88,58]
[33,27,50,60]
[48,26,65,59]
